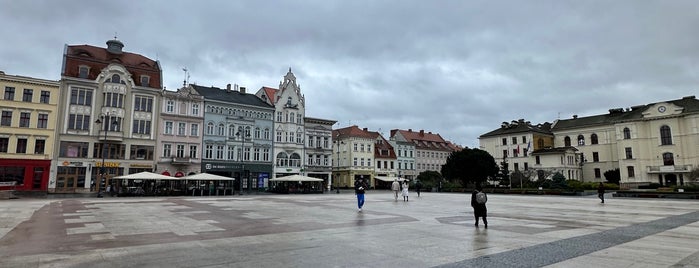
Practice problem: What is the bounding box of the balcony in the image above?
[172,156,192,165]
[97,130,124,142]
[646,165,693,173]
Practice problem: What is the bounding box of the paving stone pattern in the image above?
[0,192,697,267]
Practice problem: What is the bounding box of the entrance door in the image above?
[664,174,678,186]
[55,174,78,193]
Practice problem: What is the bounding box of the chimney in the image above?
[363,128,368,132]
[573,115,578,119]
[408,129,412,132]
[226,84,231,92]
[419,130,424,136]
[240,86,246,93]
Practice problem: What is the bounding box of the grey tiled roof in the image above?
[480,121,552,138]
[552,96,699,130]
[192,84,273,108]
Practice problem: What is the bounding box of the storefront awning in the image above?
[374,176,405,182]
[162,171,171,176]
[175,171,185,177]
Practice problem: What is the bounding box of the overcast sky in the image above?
[1,1,698,148]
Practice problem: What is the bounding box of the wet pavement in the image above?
[1,191,698,267]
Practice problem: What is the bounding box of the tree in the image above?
[604,168,621,185]
[441,148,498,187]
[688,167,699,184]
[551,172,567,189]
[416,170,443,189]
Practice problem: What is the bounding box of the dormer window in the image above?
[78,66,89,78]
[140,75,150,87]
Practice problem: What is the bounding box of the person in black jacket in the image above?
[355,176,368,212]
[471,183,488,228]
[597,182,605,203]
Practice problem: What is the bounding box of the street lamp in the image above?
[236,129,250,195]
[95,113,117,198]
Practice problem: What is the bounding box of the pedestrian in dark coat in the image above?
[471,184,488,228]
[597,182,605,203]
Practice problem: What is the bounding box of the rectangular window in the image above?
[216,145,224,159]
[37,114,48,129]
[134,96,153,112]
[104,92,124,108]
[19,112,30,127]
[0,138,8,152]
[132,120,151,134]
[592,152,599,162]
[502,138,507,145]
[166,100,174,113]
[189,145,197,159]
[276,112,282,122]
[59,141,89,157]
[625,147,633,159]
[164,122,173,134]
[34,139,46,154]
[22,89,33,102]
[205,145,213,159]
[190,124,199,136]
[503,150,508,158]
[40,91,50,104]
[178,123,186,135]
[263,148,270,161]
[4,86,15,100]
[163,144,172,157]
[524,162,528,170]
[594,168,601,178]
[522,136,527,144]
[535,155,541,165]
[514,163,519,171]
[353,158,357,166]
[70,88,92,106]
[16,138,27,153]
[192,104,199,115]
[78,66,89,78]
[254,148,260,161]
[512,137,517,144]
[1,111,12,126]
[627,166,635,178]
[176,145,185,158]
[67,114,91,130]
[130,145,154,160]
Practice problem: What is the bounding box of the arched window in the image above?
[662,152,674,166]
[590,133,599,145]
[290,153,302,167]
[217,124,225,136]
[228,124,235,137]
[110,74,121,84]
[577,135,585,146]
[254,127,261,139]
[564,136,571,147]
[537,138,544,148]
[660,125,672,145]
[276,152,289,167]
[623,127,631,139]
[206,122,214,135]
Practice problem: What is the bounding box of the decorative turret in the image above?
[106,38,124,54]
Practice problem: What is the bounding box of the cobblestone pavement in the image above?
[1,192,698,268]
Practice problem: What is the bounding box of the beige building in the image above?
[52,38,162,193]
[332,126,376,188]
[0,71,59,192]
[480,96,699,188]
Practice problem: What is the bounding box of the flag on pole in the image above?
[526,141,531,156]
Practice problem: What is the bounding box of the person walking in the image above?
[401,180,409,202]
[598,182,605,203]
[471,184,488,228]
[415,180,422,197]
[391,179,401,201]
[355,176,368,212]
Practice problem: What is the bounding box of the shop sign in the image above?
[62,161,84,166]
[95,162,120,168]
[130,164,153,168]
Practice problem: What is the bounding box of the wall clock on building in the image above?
[658,106,666,113]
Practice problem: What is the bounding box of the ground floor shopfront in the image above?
[0,159,50,192]
[332,169,374,189]
[50,159,155,193]
[202,161,272,193]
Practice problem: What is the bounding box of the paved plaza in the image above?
[1,191,698,268]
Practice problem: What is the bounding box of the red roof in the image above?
[261,86,278,104]
[333,125,377,139]
[391,129,458,151]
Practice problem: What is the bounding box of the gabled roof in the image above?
[552,95,699,131]
[480,120,552,138]
[261,86,278,104]
[333,125,376,140]
[192,84,273,109]
[390,128,456,151]
[374,133,396,159]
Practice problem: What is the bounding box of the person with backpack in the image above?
[355,176,369,212]
[471,183,488,228]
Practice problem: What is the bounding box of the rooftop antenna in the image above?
[182,67,190,87]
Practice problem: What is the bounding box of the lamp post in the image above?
[236,129,250,195]
[95,113,117,198]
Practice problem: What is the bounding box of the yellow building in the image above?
[0,71,60,192]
